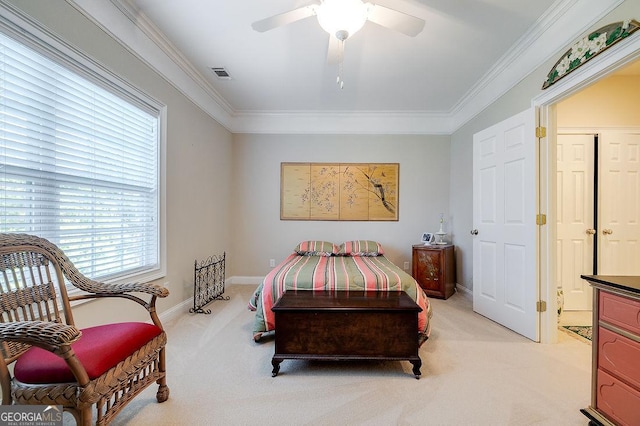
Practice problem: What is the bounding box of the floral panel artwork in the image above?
[281,162,399,221]
[542,19,639,89]
[310,164,340,220]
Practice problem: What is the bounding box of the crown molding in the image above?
[449,0,623,132]
[108,0,235,114]
[231,110,453,135]
[448,0,577,124]
[68,0,235,130]
[66,0,623,135]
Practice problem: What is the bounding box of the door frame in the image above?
[533,35,640,343]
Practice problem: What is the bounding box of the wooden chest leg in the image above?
[271,358,282,377]
[411,358,422,379]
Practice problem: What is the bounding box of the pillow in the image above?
[338,240,384,256]
[294,240,337,257]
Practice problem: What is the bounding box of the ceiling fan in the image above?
[252,0,425,88]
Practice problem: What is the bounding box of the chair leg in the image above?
[156,384,170,403]
[71,407,92,426]
[81,409,93,426]
[156,347,169,403]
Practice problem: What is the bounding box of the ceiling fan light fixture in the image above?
[316,0,369,39]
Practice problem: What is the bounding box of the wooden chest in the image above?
[270,290,422,378]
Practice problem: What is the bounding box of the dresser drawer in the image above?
[598,327,640,389]
[599,291,640,335]
[597,369,640,426]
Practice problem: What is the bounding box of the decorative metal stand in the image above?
[190,252,229,314]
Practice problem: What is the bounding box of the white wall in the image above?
[557,75,640,127]
[230,134,451,277]
[6,0,640,322]
[3,0,234,326]
[449,0,640,291]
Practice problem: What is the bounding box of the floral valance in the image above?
[542,19,639,89]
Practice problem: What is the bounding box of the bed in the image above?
[248,240,432,343]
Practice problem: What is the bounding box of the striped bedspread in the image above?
[248,253,432,342]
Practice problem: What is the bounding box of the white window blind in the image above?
[0,30,161,282]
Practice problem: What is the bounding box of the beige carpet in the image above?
[100,285,591,425]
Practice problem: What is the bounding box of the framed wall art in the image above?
[280,162,399,221]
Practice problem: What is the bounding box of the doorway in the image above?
[536,40,640,342]
[555,74,640,329]
[555,128,640,326]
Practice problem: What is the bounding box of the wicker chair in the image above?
[0,233,169,425]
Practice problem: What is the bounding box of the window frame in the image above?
[0,4,167,286]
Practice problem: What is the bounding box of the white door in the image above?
[599,131,640,275]
[556,133,594,310]
[472,108,538,341]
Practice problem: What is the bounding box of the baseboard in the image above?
[161,279,469,322]
[158,278,260,322]
[159,297,192,323]
[456,284,471,295]
[162,278,467,322]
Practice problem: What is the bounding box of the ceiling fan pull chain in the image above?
[337,37,345,89]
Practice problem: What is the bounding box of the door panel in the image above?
[504,243,526,311]
[600,132,640,275]
[479,241,497,299]
[473,108,537,341]
[556,134,594,310]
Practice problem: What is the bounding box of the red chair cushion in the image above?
[14,322,162,384]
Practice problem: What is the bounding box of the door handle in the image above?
[602,229,613,235]
[585,229,596,235]
[470,229,479,235]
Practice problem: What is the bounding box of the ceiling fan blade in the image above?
[367,4,425,37]
[327,34,341,65]
[251,5,318,32]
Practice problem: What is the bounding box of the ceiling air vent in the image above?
[211,67,232,80]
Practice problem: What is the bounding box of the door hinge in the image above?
[536,126,547,138]
[536,300,547,312]
[536,214,547,225]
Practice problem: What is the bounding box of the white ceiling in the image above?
[127,0,557,115]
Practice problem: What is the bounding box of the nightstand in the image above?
[412,244,456,299]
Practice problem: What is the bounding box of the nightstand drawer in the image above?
[600,291,640,335]
[598,327,640,389]
[597,368,640,425]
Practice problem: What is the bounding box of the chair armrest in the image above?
[0,321,81,350]
[0,321,91,386]
[81,281,169,298]
[69,282,169,328]
[14,234,169,298]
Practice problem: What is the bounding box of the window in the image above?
[0,24,164,284]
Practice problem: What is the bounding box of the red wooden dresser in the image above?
[580,275,640,426]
